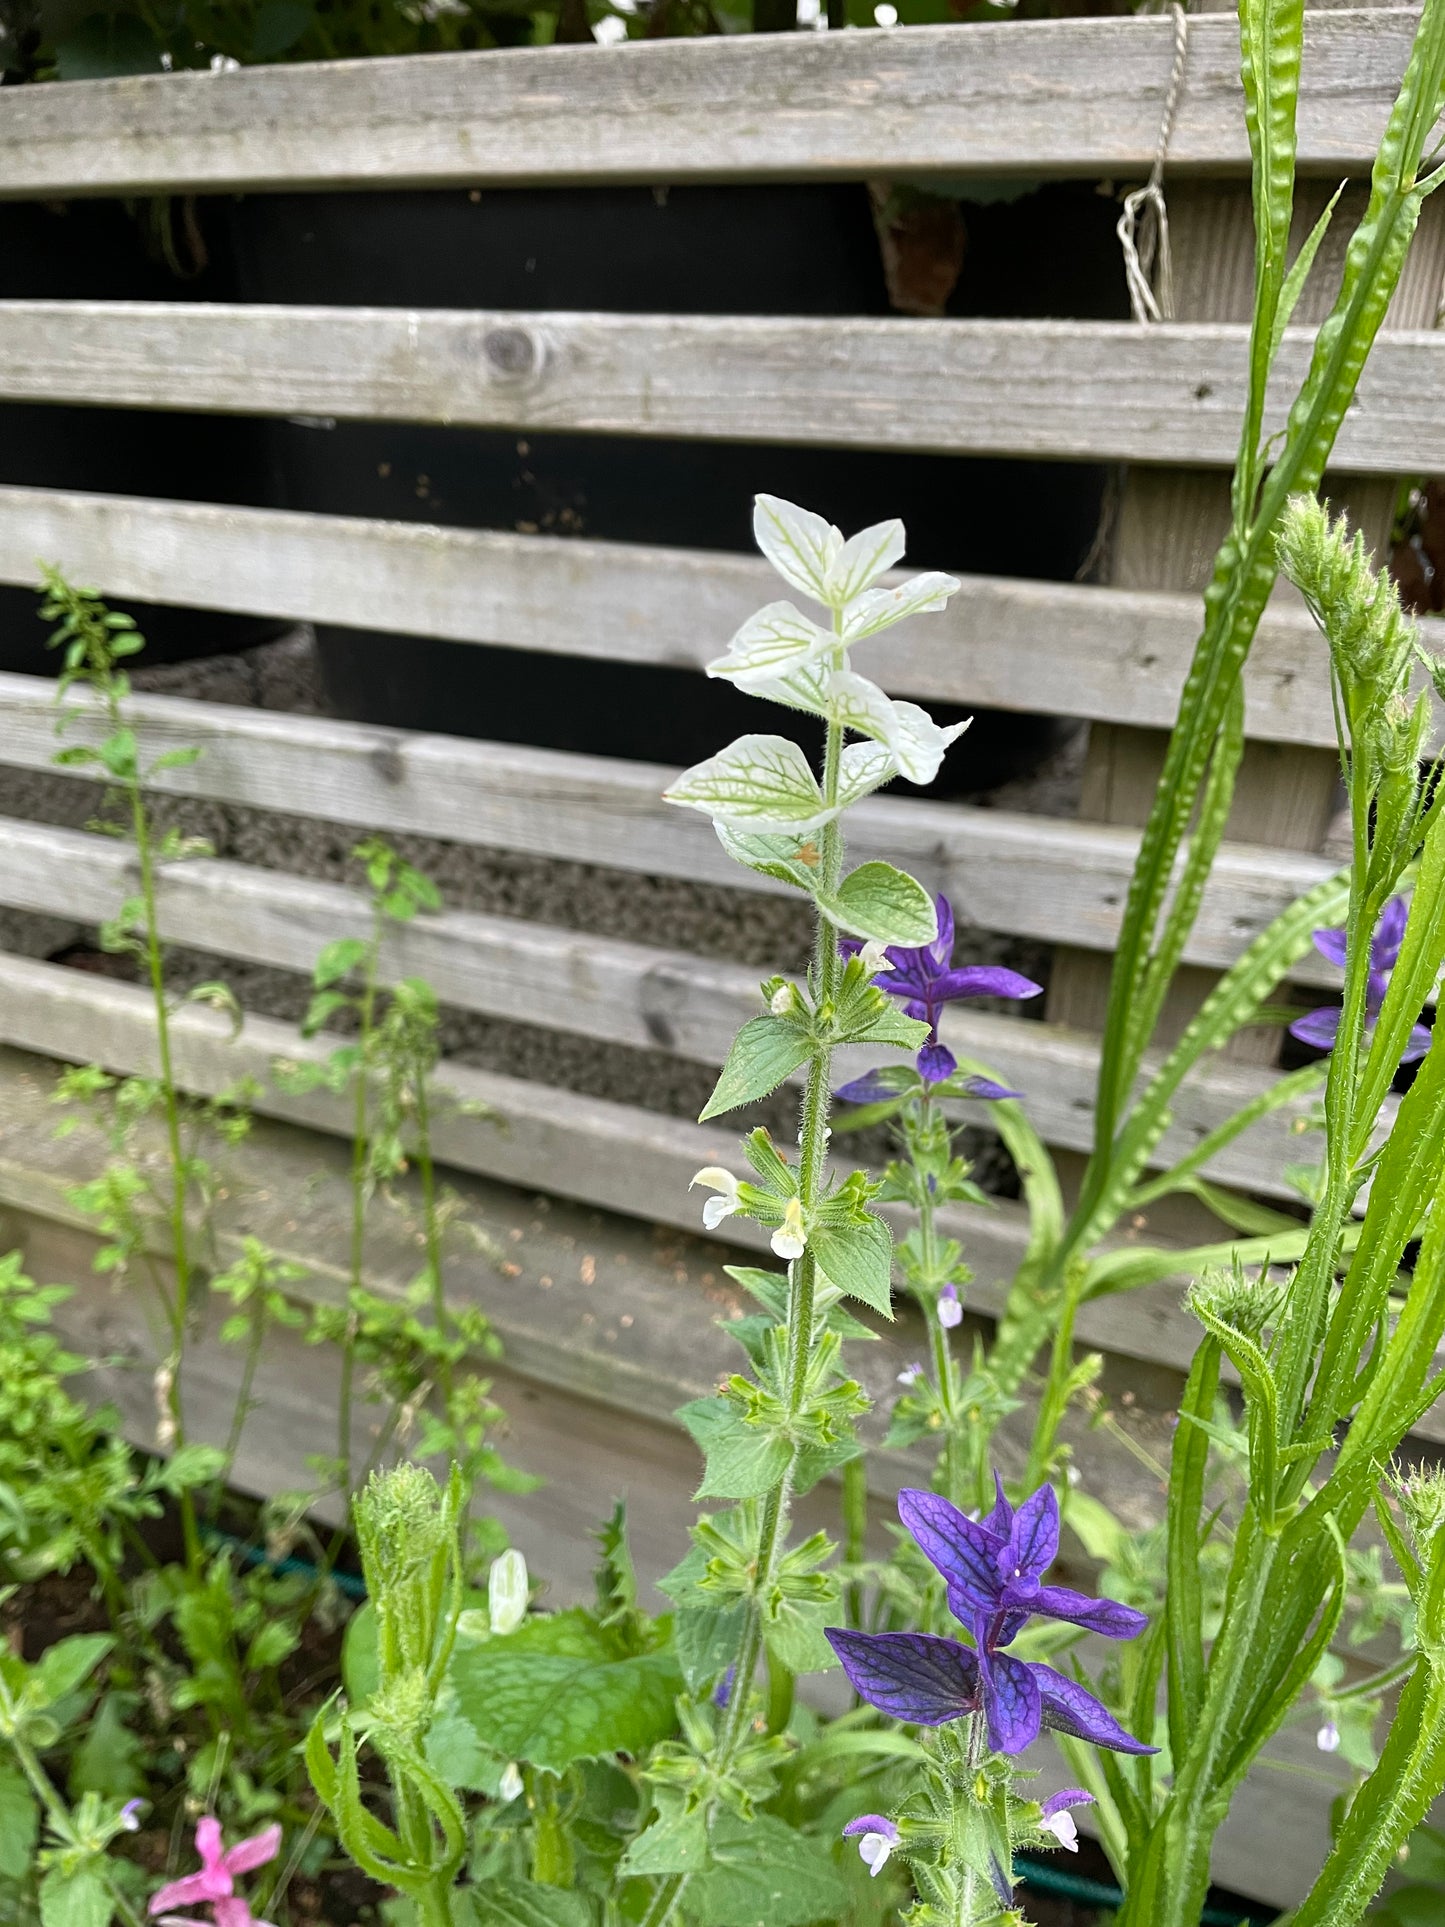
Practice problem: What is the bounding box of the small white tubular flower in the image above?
[1039,1790,1094,1854]
[1317,1719,1341,1753]
[897,1362,924,1387]
[842,1815,901,1878]
[498,1762,524,1804]
[937,1283,963,1329]
[1041,1810,1080,1852]
[857,940,894,976]
[770,982,799,1016]
[488,1547,530,1635]
[771,1196,807,1261]
[691,1167,743,1231]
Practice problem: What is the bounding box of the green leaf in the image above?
[153,1443,229,1494]
[34,1635,113,1709]
[39,1864,113,1927]
[314,937,370,989]
[724,1265,876,1341]
[716,825,826,893]
[69,1691,144,1803]
[449,1611,682,1774]
[0,1762,37,1880]
[844,1004,931,1050]
[620,1805,712,1877]
[762,1591,840,1676]
[461,1883,593,1927]
[679,1397,791,1501]
[674,1600,747,1694]
[811,1216,895,1318]
[816,862,937,945]
[688,1812,847,1927]
[700,1018,812,1123]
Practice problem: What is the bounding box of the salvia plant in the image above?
[4,0,1445,1915]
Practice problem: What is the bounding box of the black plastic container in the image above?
[0,197,282,672]
[227,180,1125,791]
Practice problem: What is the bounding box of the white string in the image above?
[1117,2,1189,325]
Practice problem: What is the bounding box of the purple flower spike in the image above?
[829,1477,1156,1756]
[842,896,1042,1088]
[843,1814,901,1878]
[1291,896,1432,1067]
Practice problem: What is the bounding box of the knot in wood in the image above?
[483,326,539,377]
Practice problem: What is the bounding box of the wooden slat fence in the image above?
[0,23,1430,1901]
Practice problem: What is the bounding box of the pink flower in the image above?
[149,1818,281,1927]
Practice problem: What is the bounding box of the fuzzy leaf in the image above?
[680,1397,791,1500]
[34,1635,112,1709]
[700,1017,812,1122]
[462,1883,592,1927]
[0,1764,37,1880]
[715,825,826,893]
[619,1805,712,1877]
[818,861,937,945]
[449,1611,682,1775]
[811,1216,895,1318]
[689,1812,847,1927]
[674,1600,747,1694]
[39,1865,112,1927]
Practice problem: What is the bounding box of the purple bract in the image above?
[1290,897,1431,1065]
[839,895,1041,1092]
[826,1477,1156,1757]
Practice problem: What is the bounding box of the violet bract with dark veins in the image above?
[826,1478,1156,1756]
[1289,895,1432,1065]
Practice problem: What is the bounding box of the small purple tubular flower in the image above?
[841,896,1042,1089]
[1290,896,1431,1065]
[712,1665,736,1710]
[937,1283,963,1330]
[842,1814,901,1877]
[826,1477,1156,1758]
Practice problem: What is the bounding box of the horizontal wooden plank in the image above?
[0,949,1431,1456]
[0,817,1359,1196]
[0,12,1421,197]
[0,304,1440,473]
[7,484,1431,749]
[0,670,1343,975]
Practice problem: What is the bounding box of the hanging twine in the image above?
[1117,2,1190,324]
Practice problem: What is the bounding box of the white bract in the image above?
[666,495,965,836]
[488,1547,530,1635]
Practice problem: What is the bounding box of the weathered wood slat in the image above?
[0,12,1420,199]
[0,816,1357,1196]
[6,485,1430,749]
[0,304,1440,473]
[1,950,1431,1452]
[3,671,1342,970]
